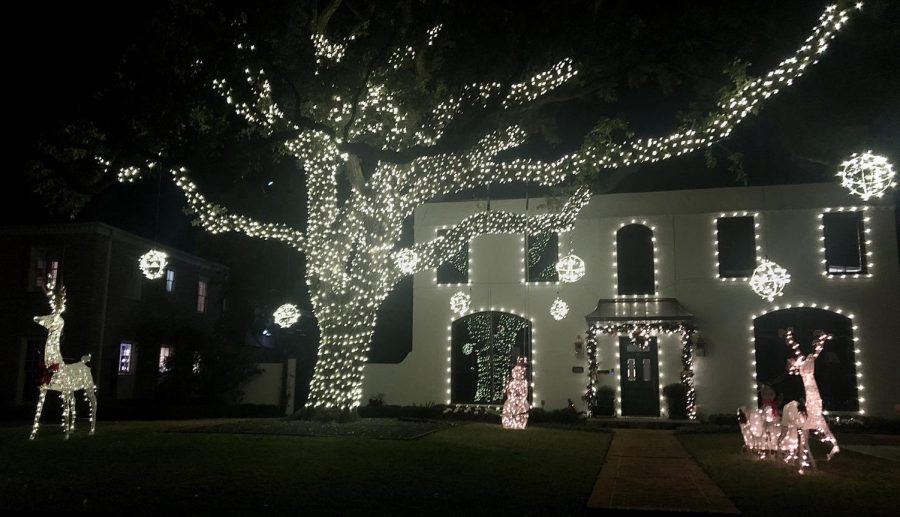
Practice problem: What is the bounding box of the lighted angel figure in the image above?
[501,357,530,430]
[784,327,840,461]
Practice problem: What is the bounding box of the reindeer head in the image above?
[34,281,66,330]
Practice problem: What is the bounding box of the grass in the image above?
[678,433,900,517]
[0,420,610,515]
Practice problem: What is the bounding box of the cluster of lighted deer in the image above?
[737,328,840,474]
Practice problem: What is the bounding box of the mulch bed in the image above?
[177,417,457,440]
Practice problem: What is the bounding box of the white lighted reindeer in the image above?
[30,282,97,440]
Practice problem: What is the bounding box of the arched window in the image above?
[451,311,532,405]
[752,307,859,412]
[616,224,655,296]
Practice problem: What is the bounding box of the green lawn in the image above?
[678,433,900,517]
[0,421,610,515]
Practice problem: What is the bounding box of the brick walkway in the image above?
[587,429,739,514]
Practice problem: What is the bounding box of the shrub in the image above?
[590,385,616,417]
[663,383,688,420]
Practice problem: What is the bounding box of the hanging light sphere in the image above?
[550,296,570,321]
[837,151,896,201]
[273,303,301,328]
[556,253,586,283]
[138,249,168,280]
[450,291,471,315]
[749,259,791,302]
[462,343,474,356]
[395,249,419,275]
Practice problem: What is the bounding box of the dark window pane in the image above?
[823,212,867,275]
[616,224,654,295]
[716,217,756,277]
[436,229,469,284]
[526,232,559,282]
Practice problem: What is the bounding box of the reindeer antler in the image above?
[42,281,67,315]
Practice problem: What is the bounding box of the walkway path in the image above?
[587,429,739,514]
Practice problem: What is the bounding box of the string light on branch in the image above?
[837,151,896,201]
[273,303,301,328]
[106,4,861,412]
[556,253,586,283]
[550,296,569,321]
[450,291,471,316]
[749,259,791,302]
[138,249,168,280]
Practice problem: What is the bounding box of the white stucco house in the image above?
[364,183,900,419]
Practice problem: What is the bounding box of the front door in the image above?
[618,336,660,417]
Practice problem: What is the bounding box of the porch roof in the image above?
[584,298,693,324]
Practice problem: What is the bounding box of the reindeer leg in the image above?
[86,387,97,436]
[62,392,71,440]
[30,388,47,440]
[69,392,77,433]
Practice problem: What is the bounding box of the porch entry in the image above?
[618,336,660,417]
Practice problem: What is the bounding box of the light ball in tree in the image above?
[550,296,570,320]
[138,249,168,280]
[556,253,586,283]
[395,249,419,275]
[837,151,896,201]
[273,303,301,328]
[450,291,471,315]
[749,259,791,302]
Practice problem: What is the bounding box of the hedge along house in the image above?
[363,183,900,419]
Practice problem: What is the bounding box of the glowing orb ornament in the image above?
[138,249,168,280]
[749,259,791,302]
[395,249,419,275]
[450,291,471,315]
[462,343,474,356]
[837,151,896,201]
[273,303,301,328]
[555,253,586,283]
[550,296,569,320]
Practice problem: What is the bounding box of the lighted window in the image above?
[525,232,559,283]
[616,224,655,296]
[436,229,468,284]
[716,216,757,278]
[29,247,60,290]
[158,346,173,374]
[118,342,133,374]
[166,269,176,292]
[822,211,868,275]
[197,277,208,313]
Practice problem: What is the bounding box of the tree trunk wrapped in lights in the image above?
[104,3,859,411]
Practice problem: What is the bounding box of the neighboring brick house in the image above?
[0,222,229,408]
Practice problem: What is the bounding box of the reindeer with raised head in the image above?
[30,281,97,440]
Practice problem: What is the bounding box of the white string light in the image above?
[501,357,530,430]
[837,151,896,201]
[749,258,791,301]
[273,303,302,328]
[449,291,471,316]
[712,212,761,282]
[556,253,586,283]
[817,206,874,279]
[550,296,569,321]
[138,249,168,280]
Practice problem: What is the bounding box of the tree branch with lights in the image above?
[101,3,861,412]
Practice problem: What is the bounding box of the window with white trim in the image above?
[822,211,868,275]
[716,216,757,278]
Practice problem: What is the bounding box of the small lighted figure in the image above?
[501,357,530,430]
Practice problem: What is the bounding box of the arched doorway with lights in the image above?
[752,307,860,413]
[450,311,532,405]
